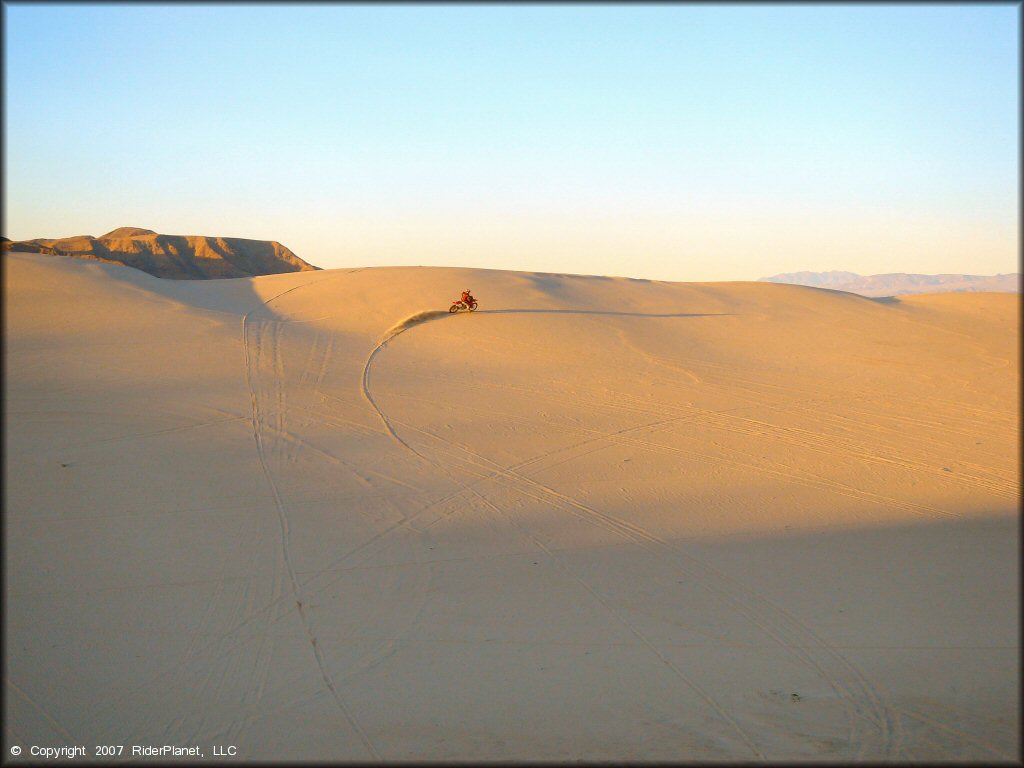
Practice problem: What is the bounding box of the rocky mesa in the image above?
[1,227,319,279]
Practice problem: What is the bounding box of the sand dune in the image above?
[4,251,1019,761]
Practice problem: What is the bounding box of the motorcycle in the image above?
[449,298,478,313]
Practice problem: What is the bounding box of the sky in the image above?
[3,3,1019,282]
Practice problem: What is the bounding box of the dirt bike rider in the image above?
[460,289,475,307]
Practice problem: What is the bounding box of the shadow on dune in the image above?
[7,250,272,317]
[479,309,735,318]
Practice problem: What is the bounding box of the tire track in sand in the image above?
[241,275,382,761]
[361,312,771,760]
[362,426,768,761]
[361,308,910,760]
[393,419,905,759]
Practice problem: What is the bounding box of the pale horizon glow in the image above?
[3,4,1019,282]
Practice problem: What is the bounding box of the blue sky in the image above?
[3,3,1018,281]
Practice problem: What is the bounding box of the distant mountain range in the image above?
[1,227,318,279]
[759,270,1020,297]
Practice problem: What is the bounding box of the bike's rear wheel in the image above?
[468,302,478,312]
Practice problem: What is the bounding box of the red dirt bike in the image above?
[449,298,478,313]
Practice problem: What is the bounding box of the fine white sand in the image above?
[4,251,1019,762]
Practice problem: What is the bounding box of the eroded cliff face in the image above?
[2,227,319,278]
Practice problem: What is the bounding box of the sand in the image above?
[4,251,1019,761]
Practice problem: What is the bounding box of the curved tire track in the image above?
[360,309,908,760]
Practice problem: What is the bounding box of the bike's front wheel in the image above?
[449,304,460,313]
